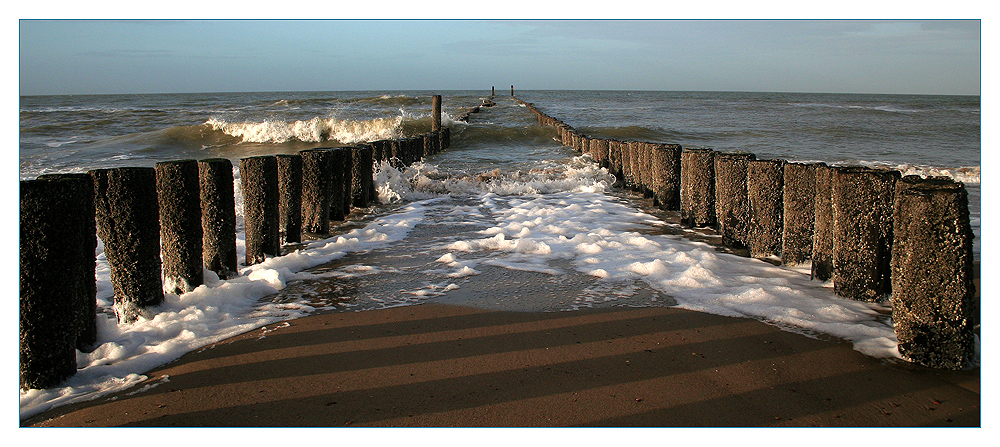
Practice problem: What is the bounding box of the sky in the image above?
[16,7,984,96]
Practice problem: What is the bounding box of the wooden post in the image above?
[198,158,238,279]
[592,139,609,169]
[155,160,203,295]
[714,152,756,249]
[680,148,716,228]
[892,176,976,369]
[650,143,682,210]
[339,147,354,218]
[439,127,450,150]
[329,147,350,221]
[511,85,514,96]
[240,156,280,265]
[432,95,442,132]
[20,177,92,389]
[276,154,303,244]
[36,174,97,351]
[782,162,821,265]
[351,146,374,208]
[811,164,835,281]
[831,166,898,301]
[91,167,163,323]
[747,159,785,258]
[300,149,335,235]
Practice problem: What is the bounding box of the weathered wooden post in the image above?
[432,95,442,132]
[511,85,514,96]
[782,162,821,265]
[636,142,654,197]
[155,160,203,295]
[329,147,350,221]
[621,141,637,190]
[369,140,385,164]
[240,156,280,265]
[831,166,898,301]
[680,148,716,228]
[199,158,238,279]
[714,152,756,249]
[390,138,406,168]
[351,146,374,208]
[340,147,354,218]
[300,149,335,235]
[892,176,977,369]
[747,159,785,258]
[650,143,682,210]
[91,167,163,323]
[610,140,626,188]
[276,154,302,244]
[439,127,450,150]
[591,138,609,169]
[492,86,495,96]
[811,164,835,281]
[36,174,97,351]
[20,176,92,389]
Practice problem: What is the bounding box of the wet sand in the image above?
[24,303,978,427]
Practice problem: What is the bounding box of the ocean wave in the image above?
[857,161,980,185]
[206,115,404,144]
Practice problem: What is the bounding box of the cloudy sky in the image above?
[18,7,981,96]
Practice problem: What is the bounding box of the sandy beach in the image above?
[23,303,978,427]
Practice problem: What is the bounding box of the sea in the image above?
[18,90,981,420]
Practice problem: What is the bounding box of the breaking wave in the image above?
[205,115,404,145]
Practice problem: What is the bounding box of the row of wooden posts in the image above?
[19,96,452,390]
[514,97,977,371]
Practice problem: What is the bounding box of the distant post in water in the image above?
[199,158,238,279]
[432,95,442,132]
[891,176,977,370]
[155,160,203,295]
[511,85,514,96]
[492,86,495,96]
[20,176,93,389]
[240,156,280,265]
[91,167,163,323]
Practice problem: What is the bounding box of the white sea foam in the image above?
[205,115,404,144]
[19,198,431,421]
[858,161,981,185]
[365,157,918,364]
[436,189,905,360]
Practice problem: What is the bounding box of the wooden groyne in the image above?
[514,96,977,371]
[19,95,457,390]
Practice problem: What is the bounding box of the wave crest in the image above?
[858,161,980,185]
[206,115,404,144]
